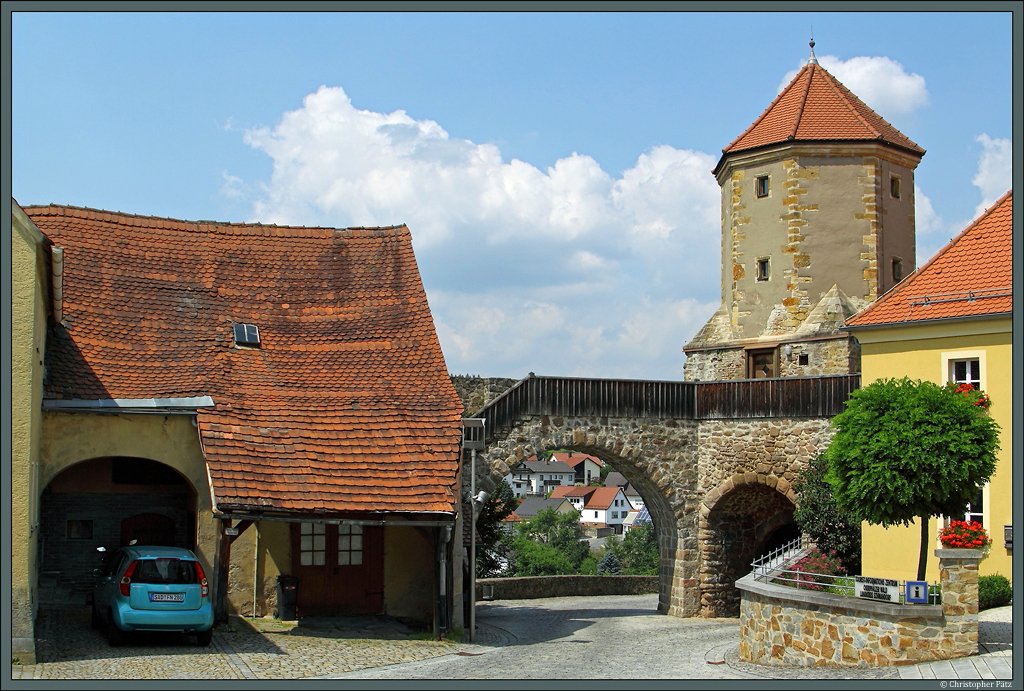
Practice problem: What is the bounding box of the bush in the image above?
[776,548,846,592]
[979,574,1012,610]
[792,454,861,574]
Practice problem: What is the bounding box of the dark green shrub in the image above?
[979,574,1012,610]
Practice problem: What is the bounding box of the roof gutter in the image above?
[212,512,456,527]
[841,311,1012,332]
[43,396,215,414]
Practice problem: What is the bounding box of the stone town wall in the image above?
[473,412,838,618]
[450,375,520,416]
[735,550,981,667]
[476,575,658,601]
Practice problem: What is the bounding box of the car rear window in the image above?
[132,558,198,585]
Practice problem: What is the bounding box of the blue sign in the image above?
[906,581,930,604]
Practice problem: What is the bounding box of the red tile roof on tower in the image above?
[25,204,464,516]
[845,191,1012,328]
[718,62,924,171]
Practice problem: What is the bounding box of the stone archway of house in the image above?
[698,474,798,617]
[476,442,690,617]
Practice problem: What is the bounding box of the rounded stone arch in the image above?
[39,455,199,603]
[469,417,701,617]
[698,473,799,617]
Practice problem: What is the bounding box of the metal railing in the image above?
[751,536,941,605]
[472,373,860,442]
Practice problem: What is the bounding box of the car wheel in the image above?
[90,603,102,629]
[106,613,124,647]
[194,629,213,647]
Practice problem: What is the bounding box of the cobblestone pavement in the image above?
[10,597,1014,681]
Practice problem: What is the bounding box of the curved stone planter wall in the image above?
[476,575,658,601]
[735,549,981,667]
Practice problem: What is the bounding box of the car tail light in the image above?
[195,562,209,598]
[119,560,138,596]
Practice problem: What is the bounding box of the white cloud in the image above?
[219,171,245,199]
[244,85,722,378]
[780,55,928,116]
[971,134,1012,216]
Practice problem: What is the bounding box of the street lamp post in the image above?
[462,419,486,642]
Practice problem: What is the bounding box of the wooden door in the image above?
[121,513,176,547]
[291,522,384,616]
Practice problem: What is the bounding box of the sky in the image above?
[9,9,1016,380]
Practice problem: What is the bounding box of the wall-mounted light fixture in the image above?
[784,344,793,360]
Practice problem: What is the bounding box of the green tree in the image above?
[475,480,519,578]
[514,508,589,574]
[793,454,861,574]
[597,549,622,575]
[826,378,999,580]
[615,525,660,576]
[510,539,575,576]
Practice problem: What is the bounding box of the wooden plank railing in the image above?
[471,374,859,442]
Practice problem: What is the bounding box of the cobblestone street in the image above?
[10,595,1014,681]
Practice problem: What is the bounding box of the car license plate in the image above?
[150,592,185,602]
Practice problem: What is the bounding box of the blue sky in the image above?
[10,10,1015,379]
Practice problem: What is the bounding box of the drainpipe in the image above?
[470,446,476,642]
[252,522,259,618]
[437,524,451,638]
[51,246,64,323]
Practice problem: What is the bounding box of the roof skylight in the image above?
[233,323,260,347]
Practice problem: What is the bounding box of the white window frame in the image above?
[941,349,989,527]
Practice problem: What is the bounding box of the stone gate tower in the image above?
[684,44,925,381]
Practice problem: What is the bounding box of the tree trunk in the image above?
[917,515,930,582]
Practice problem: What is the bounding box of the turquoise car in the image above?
[91,545,214,646]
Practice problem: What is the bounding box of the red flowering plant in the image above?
[948,382,991,410]
[776,548,847,592]
[939,520,991,550]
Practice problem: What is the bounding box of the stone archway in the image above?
[469,414,703,616]
[38,456,198,603]
[698,474,798,617]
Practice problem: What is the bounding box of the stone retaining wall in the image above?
[736,549,981,667]
[476,575,658,601]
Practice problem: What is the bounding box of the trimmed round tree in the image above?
[825,377,999,581]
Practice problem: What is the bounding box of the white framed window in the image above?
[942,350,986,391]
[941,350,989,528]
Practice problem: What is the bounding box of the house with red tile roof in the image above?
[843,191,1013,583]
[11,200,464,642]
[685,46,925,382]
[548,451,603,485]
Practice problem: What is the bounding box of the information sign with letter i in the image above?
[906,580,929,604]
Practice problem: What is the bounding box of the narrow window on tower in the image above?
[890,174,901,199]
[755,175,770,198]
[892,257,904,282]
[756,257,770,281]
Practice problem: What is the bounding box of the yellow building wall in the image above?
[857,319,1012,583]
[11,202,50,663]
[384,525,436,623]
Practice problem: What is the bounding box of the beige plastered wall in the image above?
[224,522,439,624]
[11,202,50,663]
[717,144,920,342]
[855,318,1013,582]
[39,412,219,579]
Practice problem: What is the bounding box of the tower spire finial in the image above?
[808,27,818,65]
